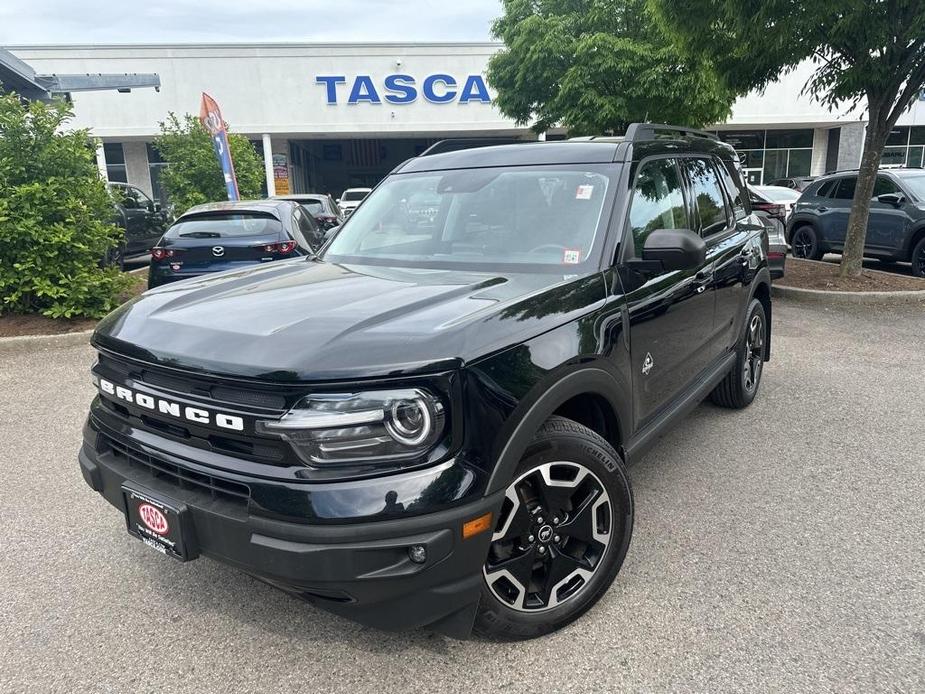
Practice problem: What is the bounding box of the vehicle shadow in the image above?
[140,538,460,654]
[817,251,915,276]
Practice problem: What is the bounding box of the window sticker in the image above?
[576,184,594,200]
[563,249,582,264]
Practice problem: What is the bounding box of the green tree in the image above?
[153,112,265,215]
[487,0,736,135]
[649,0,925,277]
[0,92,130,318]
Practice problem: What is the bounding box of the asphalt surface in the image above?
[1,299,923,693]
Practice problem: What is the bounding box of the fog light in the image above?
[408,545,427,564]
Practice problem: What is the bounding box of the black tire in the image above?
[473,416,633,641]
[911,236,925,278]
[107,243,126,271]
[790,225,823,260]
[710,298,767,409]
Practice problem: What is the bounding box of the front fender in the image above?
[480,365,631,495]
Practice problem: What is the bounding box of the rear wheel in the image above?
[107,243,126,271]
[710,298,767,409]
[791,225,822,260]
[911,237,925,278]
[473,416,633,641]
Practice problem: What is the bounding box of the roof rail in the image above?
[418,137,528,157]
[624,123,720,142]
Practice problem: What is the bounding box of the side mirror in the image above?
[324,225,341,240]
[876,193,903,206]
[641,228,706,272]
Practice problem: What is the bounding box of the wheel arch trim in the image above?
[485,368,628,496]
[903,223,925,260]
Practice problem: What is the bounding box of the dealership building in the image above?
[8,43,925,203]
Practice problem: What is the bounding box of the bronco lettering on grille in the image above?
[98,378,245,431]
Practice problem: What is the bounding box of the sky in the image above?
[0,0,501,44]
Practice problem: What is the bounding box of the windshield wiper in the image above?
[178,231,222,238]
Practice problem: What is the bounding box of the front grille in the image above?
[101,433,250,506]
[98,353,288,411]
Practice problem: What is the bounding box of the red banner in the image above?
[199,92,240,201]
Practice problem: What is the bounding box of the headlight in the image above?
[256,388,445,466]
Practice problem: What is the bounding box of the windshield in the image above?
[300,201,325,214]
[323,167,612,271]
[342,190,369,202]
[755,186,800,200]
[166,213,282,239]
[898,173,925,202]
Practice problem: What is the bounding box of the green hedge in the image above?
[0,93,129,318]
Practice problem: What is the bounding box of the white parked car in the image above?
[337,187,372,217]
[750,185,801,221]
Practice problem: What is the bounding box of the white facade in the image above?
[9,43,925,197]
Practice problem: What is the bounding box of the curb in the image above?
[0,329,94,349]
[772,284,925,305]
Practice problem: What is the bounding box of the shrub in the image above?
[153,112,265,215]
[0,92,129,318]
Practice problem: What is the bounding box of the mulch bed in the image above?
[0,268,148,338]
[776,258,925,292]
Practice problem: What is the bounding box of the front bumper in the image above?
[79,419,502,636]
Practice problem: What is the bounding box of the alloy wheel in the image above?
[483,461,612,613]
[743,313,764,392]
[792,229,814,259]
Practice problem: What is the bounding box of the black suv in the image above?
[108,183,169,268]
[79,124,772,640]
[787,167,925,276]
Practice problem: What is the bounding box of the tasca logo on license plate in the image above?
[138,503,169,534]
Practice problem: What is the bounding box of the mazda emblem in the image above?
[212,246,225,257]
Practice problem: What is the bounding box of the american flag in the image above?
[350,139,383,168]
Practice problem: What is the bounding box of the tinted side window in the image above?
[717,159,747,219]
[684,158,730,236]
[873,176,900,197]
[833,177,857,200]
[816,180,838,197]
[628,158,689,255]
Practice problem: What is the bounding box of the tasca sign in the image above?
[315,74,491,105]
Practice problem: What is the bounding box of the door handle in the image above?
[694,269,713,293]
[818,206,828,212]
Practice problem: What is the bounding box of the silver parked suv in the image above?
[786,167,925,277]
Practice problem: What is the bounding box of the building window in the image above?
[103,143,127,183]
[715,129,814,185]
[146,143,169,207]
[881,126,925,168]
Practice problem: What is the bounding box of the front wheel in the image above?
[474,416,633,641]
[790,225,823,260]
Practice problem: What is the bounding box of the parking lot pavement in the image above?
[1,299,923,694]
[819,252,918,277]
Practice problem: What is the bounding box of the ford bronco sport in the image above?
[79,124,772,640]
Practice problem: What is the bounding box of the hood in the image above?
[94,258,606,382]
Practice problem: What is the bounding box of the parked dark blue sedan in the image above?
[148,200,324,288]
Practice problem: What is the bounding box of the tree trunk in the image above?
[839,120,888,278]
